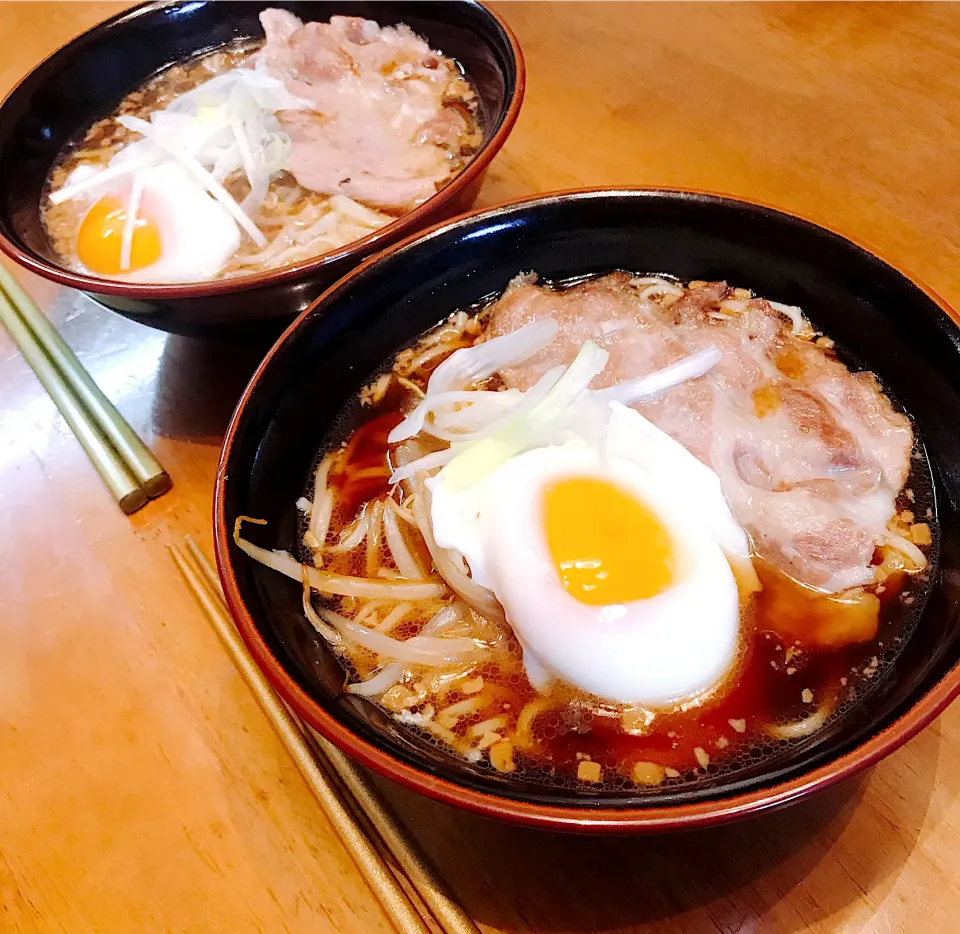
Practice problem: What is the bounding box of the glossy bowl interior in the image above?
[0,0,522,337]
[216,189,960,832]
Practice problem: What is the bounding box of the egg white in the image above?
[427,402,749,707]
[75,163,241,283]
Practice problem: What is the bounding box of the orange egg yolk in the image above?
[77,195,161,275]
[544,476,674,606]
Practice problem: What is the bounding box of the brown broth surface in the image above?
[321,404,927,789]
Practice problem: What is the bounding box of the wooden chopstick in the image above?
[0,262,171,499]
[300,731,482,934]
[171,542,431,934]
[172,537,481,934]
[186,541,480,934]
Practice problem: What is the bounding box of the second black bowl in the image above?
[0,0,523,337]
[216,189,960,832]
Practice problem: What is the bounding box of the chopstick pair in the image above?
[170,537,480,934]
[0,262,170,513]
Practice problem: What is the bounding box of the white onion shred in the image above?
[402,389,520,440]
[117,115,268,246]
[426,398,524,441]
[390,446,461,485]
[768,300,809,336]
[391,346,721,487]
[119,174,145,272]
[388,319,560,443]
[592,346,722,406]
[389,365,566,484]
[430,368,564,444]
[48,155,158,204]
[439,340,609,490]
[884,533,928,570]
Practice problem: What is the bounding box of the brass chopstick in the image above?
[174,536,482,934]
[0,286,147,514]
[0,262,171,498]
[170,542,432,934]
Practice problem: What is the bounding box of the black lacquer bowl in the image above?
[215,189,960,832]
[0,1,523,337]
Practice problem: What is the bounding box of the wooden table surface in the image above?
[2,3,959,932]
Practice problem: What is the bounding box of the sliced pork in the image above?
[487,273,914,594]
[258,10,479,211]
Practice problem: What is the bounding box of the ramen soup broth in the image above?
[239,272,937,793]
[42,10,482,283]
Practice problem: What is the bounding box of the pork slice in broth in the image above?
[278,111,443,209]
[489,272,679,388]
[258,10,476,211]
[486,273,914,593]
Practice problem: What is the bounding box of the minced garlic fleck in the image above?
[621,707,655,735]
[801,688,814,704]
[911,523,932,546]
[729,718,747,733]
[381,685,418,712]
[360,372,391,407]
[577,760,602,783]
[664,767,681,779]
[694,747,711,768]
[632,761,666,786]
[716,736,729,749]
[461,676,484,695]
[489,740,515,773]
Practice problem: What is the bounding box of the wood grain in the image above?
[0,3,957,932]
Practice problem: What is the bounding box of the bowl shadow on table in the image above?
[151,334,276,444]
[367,719,946,933]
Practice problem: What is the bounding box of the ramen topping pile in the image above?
[487,274,914,599]
[42,10,480,283]
[238,273,932,790]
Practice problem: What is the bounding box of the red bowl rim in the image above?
[0,0,525,299]
[214,185,960,833]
